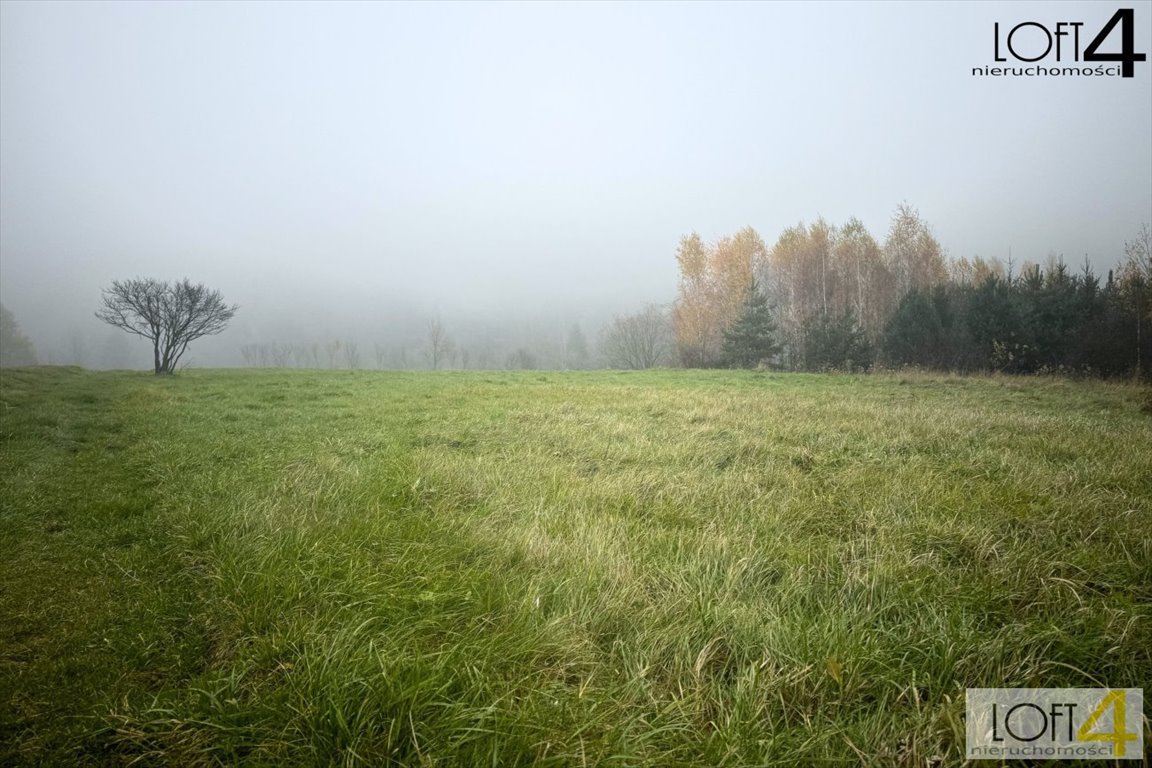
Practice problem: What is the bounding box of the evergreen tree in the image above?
[965,275,1026,371]
[883,288,942,367]
[1014,260,1080,371]
[0,304,37,367]
[933,283,983,371]
[803,307,873,371]
[721,281,781,368]
[1077,273,1133,376]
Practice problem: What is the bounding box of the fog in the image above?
[1,1,1149,368]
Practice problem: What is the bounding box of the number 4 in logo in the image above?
[1077,690,1139,757]
[1083,9,1147,78]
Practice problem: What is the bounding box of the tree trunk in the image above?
[1137,289,1143,380]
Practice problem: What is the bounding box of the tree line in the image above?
[671,207,1151,378]
[238,321,598,372]
[2,210,1147,378]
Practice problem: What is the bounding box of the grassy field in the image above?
[1,367,1149,766]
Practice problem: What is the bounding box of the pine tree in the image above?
[964,276,1024,371]
[883,288,943,368]
[803,307,873,372]
[721,281,781,368]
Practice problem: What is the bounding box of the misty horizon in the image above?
[1,1,1149,368]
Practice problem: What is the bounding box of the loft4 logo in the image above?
[995,9,1146,76]
[967,688,1144,761]
[992,691,1137,754]
[974,8,1147,78]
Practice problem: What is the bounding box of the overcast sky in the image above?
[1,0,1150,361]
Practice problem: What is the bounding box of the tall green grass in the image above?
[2,367,1149,765]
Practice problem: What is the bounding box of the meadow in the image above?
[1,367,1149,766]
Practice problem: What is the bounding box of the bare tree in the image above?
[66,331,88,367]
[240,344,265,367]
[296,342,320,369]
[1124,222,1151,291]
[96,278,237,375]
[324,340,342,369]
[427,318,454,370]
[396,347,410,369]
[601,304,673,369]
[270,343,293,368]
[343,341,361,369]
[506,347,538,369]
[1123,222,1152,377]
